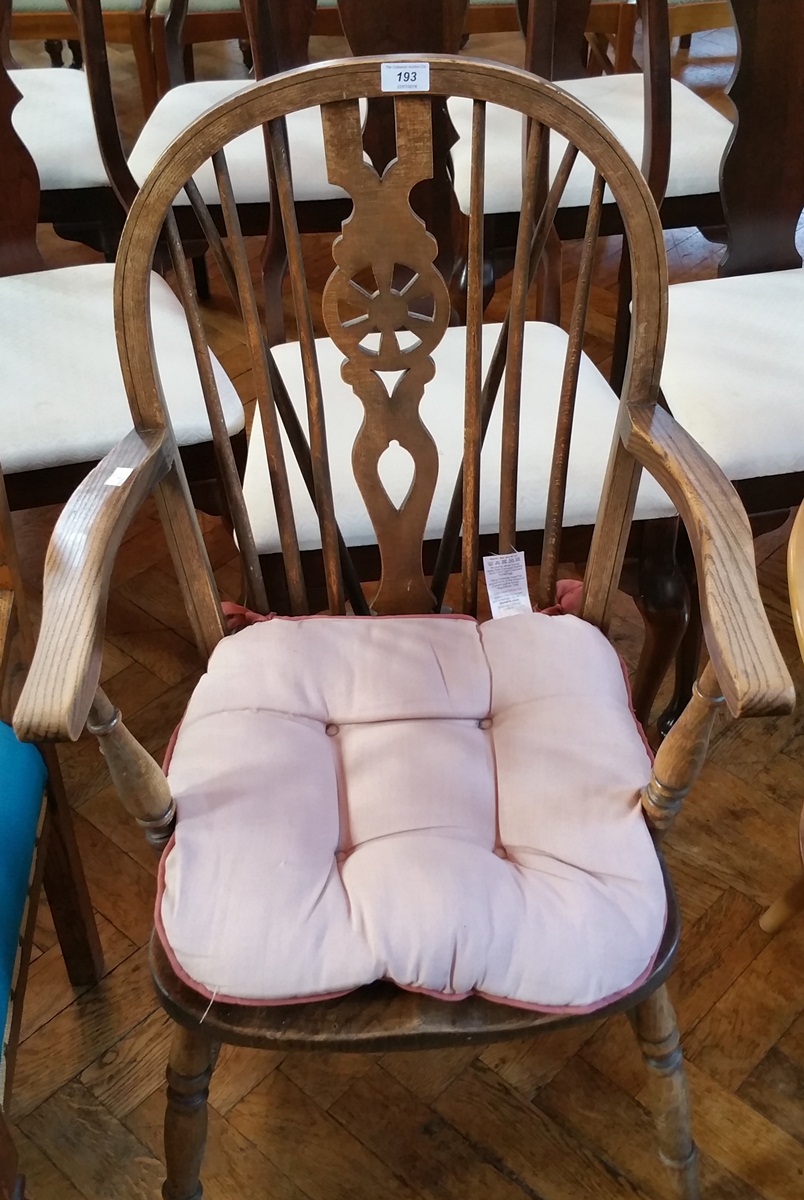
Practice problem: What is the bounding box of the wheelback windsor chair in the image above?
[14,53,793,1200]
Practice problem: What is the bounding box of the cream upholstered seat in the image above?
[244,322,675,556]
[9,67,109,191]
[0,263,243,475]
[448,75,732,214]
[128,81,345,205]
[159,608,665,1009]
[661,269,804,480]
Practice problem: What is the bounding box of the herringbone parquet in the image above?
[7,21,804,1200]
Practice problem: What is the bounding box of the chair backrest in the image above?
[720,0,804,276]
[112,54,667,633]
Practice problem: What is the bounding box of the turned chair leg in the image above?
[163,1024,216,1200]
[631,985,699,1200]
[760,873,804,933]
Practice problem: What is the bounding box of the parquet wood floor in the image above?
[7,23,804,1200]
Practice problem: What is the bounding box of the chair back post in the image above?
[71,0,138,209]
[637,0,671,205]
[521,0,592,80]
[721,0,804,276]
[0,0,45,278]
[244,0,316,77]
[162,0,190,88]
[338,0,470,288]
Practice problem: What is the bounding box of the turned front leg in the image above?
[631,985,699,1200]
[163,1025,216,1200]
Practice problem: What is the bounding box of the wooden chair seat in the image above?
[449,73,732,220]
[0,262,243,496]
[244,321,675,557]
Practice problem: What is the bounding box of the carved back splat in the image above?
[320,97,452,613]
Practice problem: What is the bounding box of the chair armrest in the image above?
[626,403,795,720]
[14,430,170,744]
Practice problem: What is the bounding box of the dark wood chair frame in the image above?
[13,54,793,1200]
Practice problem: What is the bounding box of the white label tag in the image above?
[380,62,430,93]
[483,551,532,620]
[104,466,134,487]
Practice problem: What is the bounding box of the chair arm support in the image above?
[625,403,794,720]
[14,429,171,744]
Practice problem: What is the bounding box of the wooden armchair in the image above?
[14,54,793,1200]
[0,16,245,516]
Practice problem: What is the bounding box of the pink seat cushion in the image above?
[157,612,666,1011]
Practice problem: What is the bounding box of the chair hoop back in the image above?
[114,55,668,629]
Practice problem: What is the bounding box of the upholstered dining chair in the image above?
[448,0,733,248]
[653,0,804,729]
[9,0,158,114]
[14,54,793,1200]
[0,18,245,517]
[1,0,137,259]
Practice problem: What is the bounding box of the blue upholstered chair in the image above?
[0,724,46,1110]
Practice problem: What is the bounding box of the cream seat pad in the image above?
[10,68,109,191]
[448,75,733,214]
[244,321,675,555]
[129,79,346,206]
[0,263,243,474]
[159,610,665,1009]
[661,268,804,479]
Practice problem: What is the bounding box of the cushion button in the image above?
[479,717,493,730]
[325,723,339,737]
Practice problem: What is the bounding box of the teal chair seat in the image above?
[0,721,46,1044]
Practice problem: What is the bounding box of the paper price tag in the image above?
[483,551,532,619]
[380,62,430,93]
[104,466,134,487]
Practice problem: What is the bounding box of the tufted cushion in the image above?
[662,268,804,480]
[9,67,109,191]
[129,80,345,206]
[0,262,243,474]
[243,321,675,555]
[0,722,46,1058]
[449,75,732,214]
[158,611,665,1010]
